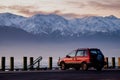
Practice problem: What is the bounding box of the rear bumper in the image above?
[104,61,107,65]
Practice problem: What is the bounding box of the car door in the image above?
[75,50,89,64]
[90,49,104,63]
[65,50,76,64]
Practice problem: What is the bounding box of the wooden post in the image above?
[37,60,40,69]
[112,57,115,68]
[49,57,52,70]
[1,57,6,71]
[118,57,120,68]
[30,57,34,70]
[23,57,27,70]
[104,57,108,68]
[10,57,14,71]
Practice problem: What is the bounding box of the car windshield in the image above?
[67,50,76,57]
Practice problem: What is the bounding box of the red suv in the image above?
[58,48,105,71]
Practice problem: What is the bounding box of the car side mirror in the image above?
[66,55,71,58]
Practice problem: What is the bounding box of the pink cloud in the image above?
[88,1,120,10]
[0,5,98,18]
[65,1,85,8]
[0,6,7,9]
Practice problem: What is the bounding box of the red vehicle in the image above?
[58,48,105,71]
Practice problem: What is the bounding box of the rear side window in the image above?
[90,50,97,55]
[90,49,103,55]
[76,50,87,56]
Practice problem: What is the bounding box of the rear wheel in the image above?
[81,63,88,71]
[96,64,103,71]
[60,62,66,70]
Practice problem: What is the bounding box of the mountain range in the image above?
[0,12,120,42]
[1,12,120,60]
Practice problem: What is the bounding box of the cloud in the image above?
[64,1,86,8]
[18,10,48,17]
[0,5,59,16]
[46,10,98,19]
[0,5,34,10]
[0,6,7,9]
[0,5,98,19]
[17,8,62,17]
[0,5,40,16]
[88,1,120,10]
[8,5,34,10]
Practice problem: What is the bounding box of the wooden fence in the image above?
[0,57,120,71]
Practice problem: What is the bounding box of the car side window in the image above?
[90,50,97,55]
[76,50,87,56]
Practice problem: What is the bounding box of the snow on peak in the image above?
[21,14,70,35]
[105,15,118,19]
[69,15,120,34]
[0,13,120,36]
[0,12,26,27]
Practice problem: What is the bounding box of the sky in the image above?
[0,0,120,18]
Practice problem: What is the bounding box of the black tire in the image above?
[60,62,66,70]
[96,64,103,71]
[81,63,88,71]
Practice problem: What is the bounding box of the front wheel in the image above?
[60,62,66,70]
[81,63,88,71]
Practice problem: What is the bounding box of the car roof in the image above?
[77,48,99,50]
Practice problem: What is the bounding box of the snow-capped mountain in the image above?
[69,15,120,35]
[0,13,26,28]
[20,14,71,36]
[0,13,120,37]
